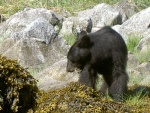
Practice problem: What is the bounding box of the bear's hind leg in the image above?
[109,71,128,102]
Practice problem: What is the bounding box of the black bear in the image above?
[66,26,128,101]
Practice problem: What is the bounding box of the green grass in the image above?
[127,34,150,63]
[0,0,103,17]
[128,73,145,86]
[125,88,149,107]
[135,0,150,10]
[127,34,143,53]
[0,0,150,18]
[135,49,150,63]
[125,94,148,107]
[63,34,77,46]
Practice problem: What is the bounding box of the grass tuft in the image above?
[135,49,150,63]
[63,34,77,46]
[127,34,143,53]
[125,88,149,107]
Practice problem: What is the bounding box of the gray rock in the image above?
[135,29,150,54]
[59,17,74,36]
[112,25,128,42]
[78,3,121,29]
[136,37,150,54]
[0,8,63,41]
[0,38,16,54]
[60,17,89,36]
[122,7,150,36]
[60,3,121,36]
[114,0,139,22]
[139,75,150,86]
[127,56,150,86]
[112,7,150,41]
[0,35,69,68]
[127,53,140,69]
[0,8,69,68]
[35,59,79,90]
[134,62,150,76]
[14,17,57,44]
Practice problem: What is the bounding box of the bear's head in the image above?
[66,31,92,72]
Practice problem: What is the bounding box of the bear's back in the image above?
[88,26,127,55]
[88,26,128,72]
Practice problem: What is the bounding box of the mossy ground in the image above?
[35,82,150,113]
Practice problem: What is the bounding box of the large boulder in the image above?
[122,7,150,35]
[114,7,150,41]
[78,3,121,29]
[114,0,139,22]
[0,8,69,68]
[0,8,63,42]
[60,3,122,36]
[60,17,94,37]
[0,36,69,68]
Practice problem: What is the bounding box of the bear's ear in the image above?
[78,35,91,48]
[77,30,87,40]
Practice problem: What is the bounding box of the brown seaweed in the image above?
[0,55,38,113]
[35,82,149,113]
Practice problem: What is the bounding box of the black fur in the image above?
[66,26,128,101]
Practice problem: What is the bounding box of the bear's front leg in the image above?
[79,65,97,89]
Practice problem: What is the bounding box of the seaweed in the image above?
[35,82,146,113]
[0,55,38,113]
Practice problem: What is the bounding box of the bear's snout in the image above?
[66,60,76,72]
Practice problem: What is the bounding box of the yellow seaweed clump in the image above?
[0,55,38,113]
[35,82,142,113]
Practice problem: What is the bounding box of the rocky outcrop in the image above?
[114,0,139,22]
[114,7,150,41]
[78,3,122,30]
[0,8,69,69]
[0,36,69,68]
[60,3,122,36]
[0,8,63,42]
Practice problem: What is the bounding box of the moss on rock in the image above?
[0,55,38,113]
